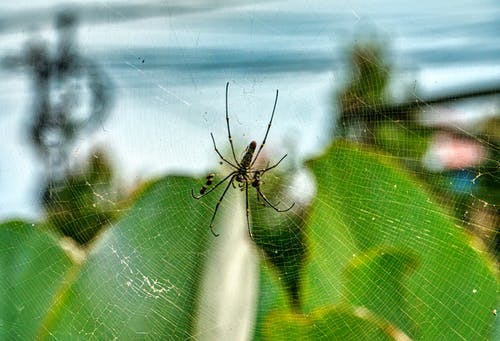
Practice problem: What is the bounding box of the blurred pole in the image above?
[2,10,113,202]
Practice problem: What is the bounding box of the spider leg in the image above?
[257,187,295,212]
[255,187,270,206]
[251,88,279,168]
[245,181,253,239]
[225,82,241,166]
[211,133,238,169]
[255,185,281,206]
[260,154,287,174]
[192,171,236,199]
[209,175,236,237]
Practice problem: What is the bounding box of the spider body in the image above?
[192,83,294,238]
[240,141,257,170]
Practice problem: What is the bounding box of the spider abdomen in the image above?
[240,141,256,169]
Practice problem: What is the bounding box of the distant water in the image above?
[0,0,499,219]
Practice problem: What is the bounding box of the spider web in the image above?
[1,0,499,340]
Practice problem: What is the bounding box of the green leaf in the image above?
[263,310,311,340]
[304,141,498,339]
[1,176,212,339]
[375,122,431,159]
[2,145,498,340]
[0,221,73,340]
[253,260,292,341]
[343,246,418,333]
[263,306,397,340]
[44,176,211,339]
[250,179,308,310]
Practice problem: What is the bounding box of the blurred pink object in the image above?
[423,131,487,171]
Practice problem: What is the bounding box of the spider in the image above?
[192,82,295,238]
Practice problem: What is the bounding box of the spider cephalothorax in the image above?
[192,82,294,238]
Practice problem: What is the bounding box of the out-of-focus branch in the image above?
[353,84,500,122]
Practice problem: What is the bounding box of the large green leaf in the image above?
[302,141,497,339]
[342,246,418,333]
[0,221,73,340]
[1,176,212,339]
[1,144,497,340]
[252,260,292,341]
[46,176,211,339]
[263,306,397,340]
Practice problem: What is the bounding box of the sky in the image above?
[0,0,499,219]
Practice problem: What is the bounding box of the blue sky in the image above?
[1,0,499,219]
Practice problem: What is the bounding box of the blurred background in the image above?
[0,0,498,255]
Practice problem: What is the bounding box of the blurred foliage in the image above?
[338,41,390,109]
[43,149,121,245]
[334,39,499,261]
[1,142,497,340]
[335,40,391,144]
[335,39,432,161]
[0,221,73,340]
[263,306,396,340]
[473,125,500,257]
[476,118,500,205]
[1,177,211,340]
[255,141,497,340]
[250,170,309,311]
